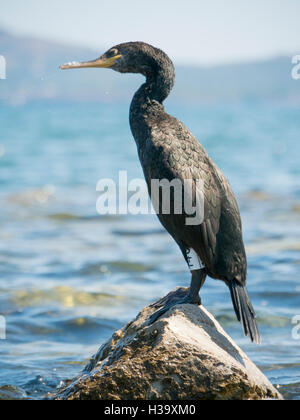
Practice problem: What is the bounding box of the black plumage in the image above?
[60,41,260,344]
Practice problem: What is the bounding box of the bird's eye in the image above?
[106,49,118,58]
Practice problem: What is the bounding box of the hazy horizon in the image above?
[1,25,296,69]
[1,0,300,66]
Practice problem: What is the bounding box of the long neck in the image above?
[129,61,175,145]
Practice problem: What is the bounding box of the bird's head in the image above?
[60,41,173,78]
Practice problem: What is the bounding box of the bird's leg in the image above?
[149,269,206,324]
[186,269,206,304]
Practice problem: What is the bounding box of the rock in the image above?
[54,287,283,400]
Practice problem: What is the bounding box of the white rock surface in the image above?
[55,287,282,400]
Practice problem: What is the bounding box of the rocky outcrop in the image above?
[54,287,282,400]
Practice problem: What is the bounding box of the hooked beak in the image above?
[60,54,122,70]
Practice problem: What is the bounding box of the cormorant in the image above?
[60,42,260,344]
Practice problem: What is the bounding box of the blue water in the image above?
[0,102,299,399]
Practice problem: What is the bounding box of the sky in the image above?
[0,0,300,65]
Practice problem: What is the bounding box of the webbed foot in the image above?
[148,290,201,324]
[148,269,206,325]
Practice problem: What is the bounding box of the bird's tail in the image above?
[229,279,260,344]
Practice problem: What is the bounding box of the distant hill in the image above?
[0,29,299,105]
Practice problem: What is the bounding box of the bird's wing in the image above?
[149,117,243,274]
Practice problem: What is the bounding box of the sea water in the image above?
[0,102,299,399]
